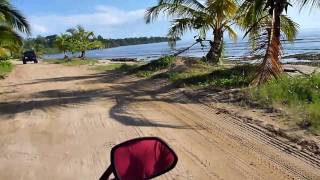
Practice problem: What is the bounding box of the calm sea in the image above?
[44,31,320,61]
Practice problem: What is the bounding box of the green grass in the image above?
[167,65,256,88]
[0,60,13,79]
[136,70,154,77]
[133,56,176,77]
[92,63,139,72]
[249,74,320,133]
[46,59,98,66]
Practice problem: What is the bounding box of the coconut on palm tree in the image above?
[0,0,30,54]
[145,0,238,64]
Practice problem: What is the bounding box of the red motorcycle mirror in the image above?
[100,137,178,180]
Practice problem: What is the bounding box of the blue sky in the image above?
[11,0,320,39]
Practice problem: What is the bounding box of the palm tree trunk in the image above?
[254,1,283,85]
[206,29,223,64]
[63,50,69,60]
[80,51,86,59]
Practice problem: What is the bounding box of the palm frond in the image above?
[296,0,320,8]
[0,25,23,50]
[168,18,194,38]
[224,24,237,42]
[280,15,299,42]
[145,1,206,23]
[0,0,30,34]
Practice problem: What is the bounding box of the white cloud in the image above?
[29,5,149,37]
[32,23,48,34]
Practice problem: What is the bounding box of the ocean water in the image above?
[44,31,320,61]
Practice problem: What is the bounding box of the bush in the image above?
[0,56,10,61]
[134,56,176,73]
[0,60,13,78]
[136,71,154,78]
[249,74,320,133]
[0,48,10,61]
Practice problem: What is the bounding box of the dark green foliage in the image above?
[24,35,177,55]
[101,37,180,48]
[173,65,256,88]
[117,64,140,72]
[133,56,176,77]
[24,35,59,53]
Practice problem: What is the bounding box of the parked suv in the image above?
[22,50,38,64]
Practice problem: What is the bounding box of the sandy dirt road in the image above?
[0,62,320,180]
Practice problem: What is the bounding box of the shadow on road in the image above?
[0,69,193,129]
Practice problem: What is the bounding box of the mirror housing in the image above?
[100,137,178,180]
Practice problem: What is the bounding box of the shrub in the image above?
[0,60,13,78]
[134,56,176,73]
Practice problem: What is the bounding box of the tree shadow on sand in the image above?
[0,71,194,129]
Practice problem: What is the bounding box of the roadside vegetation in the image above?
[130,56,255,88]
[248,74,320,133]
[0,60,13,79]
[133,56,176,77]
[168,65,255,88]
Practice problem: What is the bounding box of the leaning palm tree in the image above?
[145,0,238,64]
[238,0,319,84]
[238,0,298,84]
[0,0,30,53]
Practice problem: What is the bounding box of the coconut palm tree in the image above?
[56,34,71,58]
[238,0,319,84]
[145,0,238,64]
[66,25,103,59]
[0,0,30,53]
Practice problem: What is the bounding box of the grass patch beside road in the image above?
[0,60,13,79]
[160,64,256,89]
[133,56,176,77]
[248,74,320,133]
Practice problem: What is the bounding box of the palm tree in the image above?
[239,0,319,84]
[0,0,30,53]
[66,25,102,59]
[56,34,70,58]
[145,0,238,64]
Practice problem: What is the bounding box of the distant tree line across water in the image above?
[23,34,179,55]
